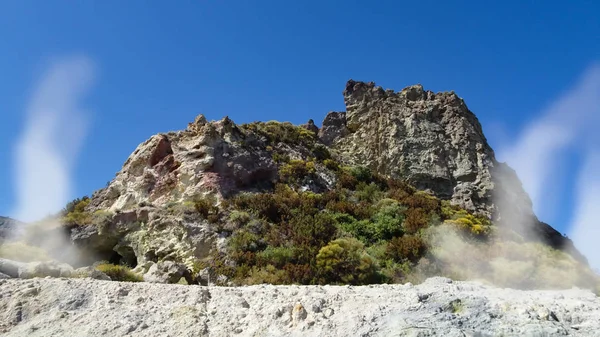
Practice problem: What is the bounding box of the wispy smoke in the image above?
[420,224,598,290]
[569,153,600,273]
[495,63,600,271]
[11,55,96,222]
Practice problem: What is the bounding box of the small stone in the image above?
[292,303,308,321]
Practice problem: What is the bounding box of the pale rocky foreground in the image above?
[1,277,599,337]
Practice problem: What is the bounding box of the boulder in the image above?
[0,258,23,278]
[143,261,190,284]
[0,258,74,279]
[18,261,74,279]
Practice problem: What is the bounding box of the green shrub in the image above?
[229,230,263,253]
[193,196,219,219]
[240,121,316,147]
[166,201,196,215]
[231,192,283,223]
[401,191,440,214]
[335,201,405,245]
[316,237,380,285]
[279,160,316,184]
[323,159,340,171]
[245,265,290,285]
[95,263,142,282]
[355,182,384,203]
[403,208,429,234]
[386,235,427,263]
[337,169,359,189]
[350,166,373,183]
[443,205,492,238]
[63,196,90,215]
[257,246,296,268]
[272,152,290,163]
[312,144,332,161]
[229,210,251,227]
[62,197,93,226]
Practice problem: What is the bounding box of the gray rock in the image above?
[196,267,211,286]
[143,261,189,284]
[318,111,348,146]
[0,271,11,279]
[18,261,74,279]
[0,258,74,279]
[0,258,24,278]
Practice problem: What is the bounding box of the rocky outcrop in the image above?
[52,80,583,270]
[300,119,319,135]
[331,80,496,215]
[69,207,215,269]
[1,277,600,336]
[328,80,579,259]
[89,116,278,212]
[318,111,348,146]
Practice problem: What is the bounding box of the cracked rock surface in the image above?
[1,277,599,337]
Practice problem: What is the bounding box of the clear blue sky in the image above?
[0,1,598,234]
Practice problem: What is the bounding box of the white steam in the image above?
[496,64,600,271]
[569,153,600,273]
[11,56,95,222]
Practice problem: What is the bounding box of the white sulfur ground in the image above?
[1,277,599,337]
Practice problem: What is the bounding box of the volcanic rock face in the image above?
[324,80,578,259]
[67,80,582,271]
[90,117,278,211]
[331,80,497,216]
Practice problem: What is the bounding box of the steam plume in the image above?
[11,55,95,222]
[495,63,600,271]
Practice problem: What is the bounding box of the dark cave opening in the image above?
[108,246,138,268]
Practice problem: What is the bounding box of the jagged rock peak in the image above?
[319,111,347,146]
[187,114,208,131]
[300,119,319,135]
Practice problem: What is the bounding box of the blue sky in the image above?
[0,1,598,237]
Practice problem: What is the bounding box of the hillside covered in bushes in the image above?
[3,81,598,292]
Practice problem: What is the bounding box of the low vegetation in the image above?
[62,196,93,226]
[52,124,599,292]
[95,263,143,282]
[201,162,500,286]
